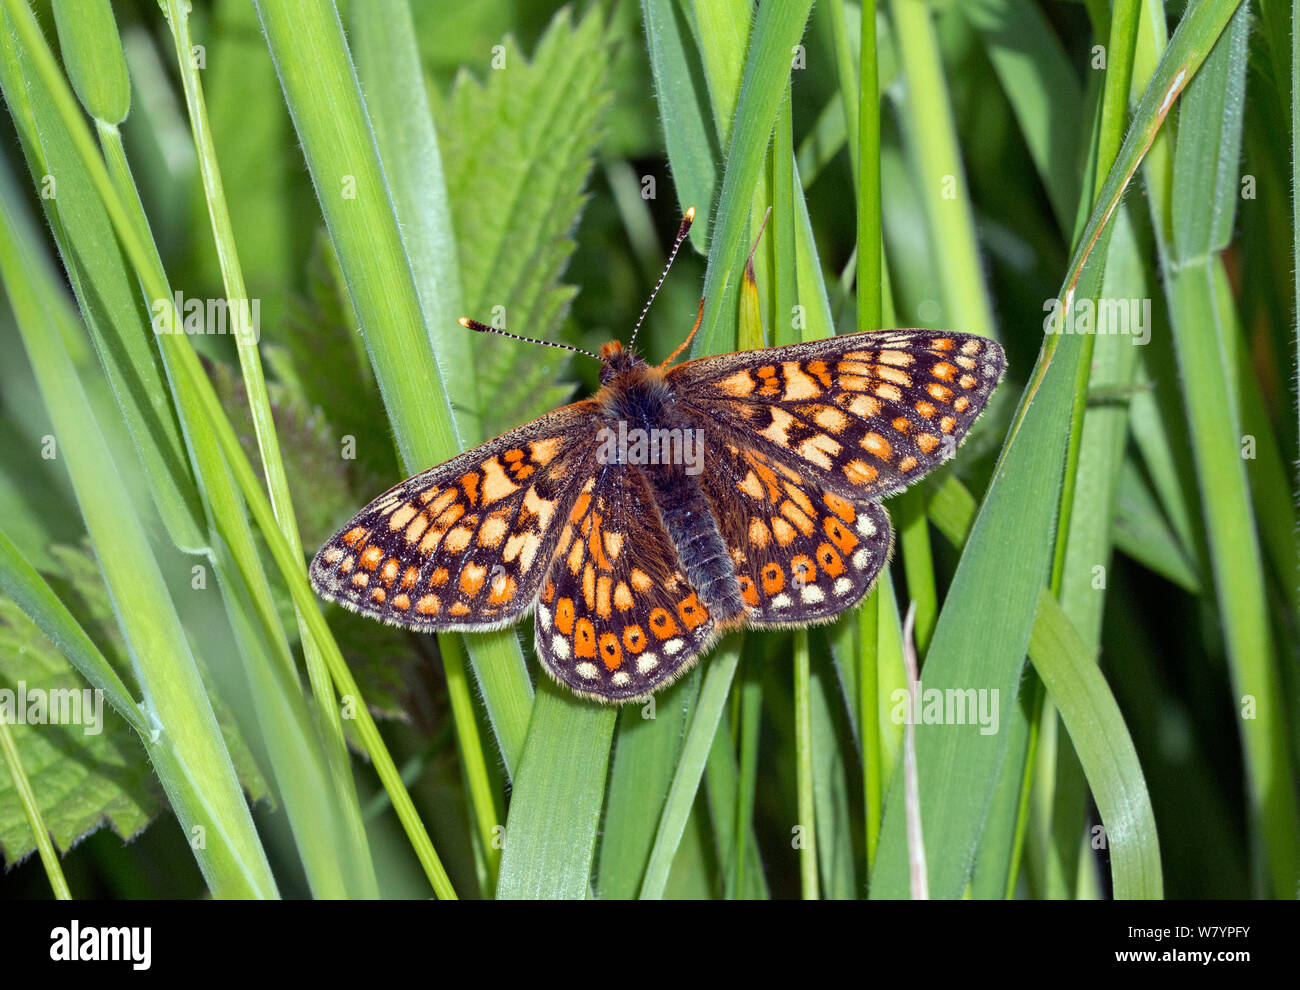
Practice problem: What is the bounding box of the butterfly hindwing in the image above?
[693,440,892,625]
[310,402,602,631]
[533,464,718,701]
[669,329,1005,501]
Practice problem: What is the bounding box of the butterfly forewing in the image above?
[669,329,1005,501]
[310,402,602,630]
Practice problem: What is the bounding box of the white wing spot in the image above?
[770,593,792,610]
[664,638,686,656]
[834,577,853,596]
[637,653,660,673]
[537,604,552,629]
[612,671,630,687]
[852,548,870,570]
[576,661,599,680]
[801,585,826,605]
[551,634,571,660]
[856,514,877,537]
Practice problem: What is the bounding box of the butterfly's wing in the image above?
[690,439,892,625]
[668,329,1005,500]
[310,401,603,631]
[533,463,720,701]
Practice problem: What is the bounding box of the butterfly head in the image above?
[598,340,646,385]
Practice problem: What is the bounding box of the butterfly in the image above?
[310,209,1006,702]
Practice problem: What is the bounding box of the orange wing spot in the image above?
[352,572,369,588]
[415,594,441,615]
[603,530,624,560]
[898,456,918,472]
[838,360,874,376]
[588,521,613,571]
[418,487,440,504]
[931,337,956,351]
[479,457,521,506]
[459,562,486,597]
[797,434,841,470]
[748,517,772,548]
[567,536,585,575]
[875,383,903,402]
[488,574,517,606]
[359,545,384,570]
[529,436,562,466]
[596,576,612,618]
[940,415,957,434]
[428,488,458,517]
[917,434,940,455]
[460,471,480,506]
[599,633,623,671]
[342,526,368,547]
[381,558,399,585]
[392,593,411,610]
[630,569,653,592]
[959,374,978,389]
[825,516,859,555]
[915,400,936,419]
[744,456,784,502]
[838,375,872,391]
[780,362,822,400]
[400,566,419,589]
[450,602,471,617]
[429,567,449,587]
[677,593,707,631]
[772,517,797,546]
[816,542,846,577]
[761,562,785,595]
[569,492,592,523]
[780,500,816,537]
[613,582,634,610]
[875,365,913,387]
[878,349,914,367]
[479,511,510,547]
[503,448,525,462]
[953,396,971,413]
[542,578,557,604]
[370,587,386,604]
[862,432,893,461]
[927,384,953,403]
[845,394,882,419]
[555,598,576,635]
[649,608,680,640]
[806,360,833,387]
[739,470,765,499]
[340,555,355,573]
[582,563,596,610]
[405,514,429,545]
[433,502,466,531]
[388,504,418,531]
[893,417,912,434]
[574,618,597,658]
[737,574,760,607]
[811,405,849,433]
[932,361,957,382]
[823,491,856,523]
[844,459,878,486]
[791,554,817,585]
[444,524,475,553]
[784,482,815,517]
[622,625,647,654]
[960,339,981,355]
[717,369,757,396]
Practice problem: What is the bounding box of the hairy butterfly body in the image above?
[311,211,1006,702]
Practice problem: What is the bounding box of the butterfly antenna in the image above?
[457,318,601,361]
[628,207,695,353]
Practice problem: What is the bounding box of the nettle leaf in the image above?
[437,5,614,439]
[0,593,153,863]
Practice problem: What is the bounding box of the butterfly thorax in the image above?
[592,339,747,628]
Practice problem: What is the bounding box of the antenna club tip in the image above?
[457,317,471,328]
[685,206,695,221]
